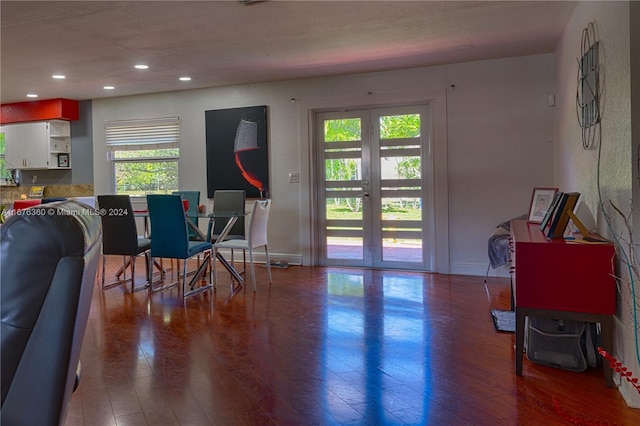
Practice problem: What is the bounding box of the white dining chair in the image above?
[213,199,271,291]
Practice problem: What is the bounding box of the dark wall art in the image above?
[205,106,269,199]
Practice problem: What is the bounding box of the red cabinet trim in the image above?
[1,99,79,124]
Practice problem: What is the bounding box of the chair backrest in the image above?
[212,190,246,238]
[248,199,271,248]
[97,195,140,256]
[172,191,200,239]
[1,200,102,426]
[146,194,190,259]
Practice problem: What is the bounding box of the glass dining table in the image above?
[134,209,248,287]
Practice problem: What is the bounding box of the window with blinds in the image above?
[105,117,180,195]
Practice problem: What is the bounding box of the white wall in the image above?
[555,1,639,407]
[92,54,554,273]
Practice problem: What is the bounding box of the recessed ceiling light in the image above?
[26,93,38,98]
[103,86,115,90]
[134,64,149,70]
[179,76,192,81]
[52,74,66,79]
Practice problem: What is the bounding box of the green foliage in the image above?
[324,118,360,142]
[114,148,178,194]
[379,114,420,139]
[323,114,422,213]
[395,157,421,179]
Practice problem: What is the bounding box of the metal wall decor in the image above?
[576,22,600,150]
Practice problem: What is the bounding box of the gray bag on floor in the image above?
[525,317,598,372]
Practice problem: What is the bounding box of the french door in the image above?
[316,105,433,270]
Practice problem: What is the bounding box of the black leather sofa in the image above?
[1,200,102,426]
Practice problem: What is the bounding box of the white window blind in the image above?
[105,117,180,151]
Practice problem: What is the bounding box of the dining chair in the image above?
[97,195,151,292]
[210,190,246,241]
[146,194,212,297]
[213,199,272,291]
[172,190,200,240]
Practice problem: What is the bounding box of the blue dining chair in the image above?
[172,190,200,240]
[146,194,212,297]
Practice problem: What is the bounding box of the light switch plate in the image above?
[288,172,299,183]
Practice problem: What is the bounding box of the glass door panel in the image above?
[317,106,431,270]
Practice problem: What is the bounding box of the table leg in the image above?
[115,256,134,278]
[216,252,243,284]
[183,253,213,297]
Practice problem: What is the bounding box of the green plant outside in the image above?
[324,114,422,218]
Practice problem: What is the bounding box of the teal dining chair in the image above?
[146,194,212,298]
[172,190,200,240]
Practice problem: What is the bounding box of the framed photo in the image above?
[528,187,558,223]
[539,191,562,231]
[57,153,69,167]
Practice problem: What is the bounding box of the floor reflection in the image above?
[68,260,639,425]
[324,270,431,424]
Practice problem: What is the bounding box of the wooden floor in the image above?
[64,256,640,425]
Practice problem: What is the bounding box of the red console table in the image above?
[510,220,616,387]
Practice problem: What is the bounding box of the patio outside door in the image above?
[316,105,433,270]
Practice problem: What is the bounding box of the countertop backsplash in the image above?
[1,184,94,206]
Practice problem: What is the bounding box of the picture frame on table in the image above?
[539,191,562,232]
[527,187,558,223]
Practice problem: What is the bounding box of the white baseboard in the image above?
[450,261,510,278]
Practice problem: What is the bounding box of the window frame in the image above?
[105,117,180,196]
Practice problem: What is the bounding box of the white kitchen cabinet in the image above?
[1,120,71,170]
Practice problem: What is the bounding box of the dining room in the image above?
[2,1,640,423]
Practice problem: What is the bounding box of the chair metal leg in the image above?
[212,249,218,289]
[248,248,256,292]
[130,256,135,292]
[209,253,214,291]
[101,255,106,288]
[129,255,150,292]
[148,256,180,293]
[182,258,188,295]
[264,246,272,284]
[102,254,139,290]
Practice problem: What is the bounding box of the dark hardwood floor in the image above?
[64,256,640,425]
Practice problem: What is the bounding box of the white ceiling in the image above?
[0,0,577,104]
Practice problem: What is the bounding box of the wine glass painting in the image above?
[205,106,269,199]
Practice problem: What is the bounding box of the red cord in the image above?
[598,347,640,394]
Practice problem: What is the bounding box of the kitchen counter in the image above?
[1,184,94,205]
